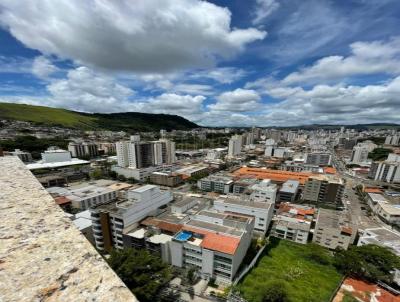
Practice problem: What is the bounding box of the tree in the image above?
[108,248,173,302]
[306,243,332,265]
[90,168,103,180]
[262,280,290,302]
[334,244,400,284]
[368,148,392,161]
[117,174,127,181]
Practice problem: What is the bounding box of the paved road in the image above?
[342,176,381,230]
[332,148,383,230]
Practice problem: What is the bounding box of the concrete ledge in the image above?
[0,157,137,302]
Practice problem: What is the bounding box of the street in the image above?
[332,149,383,230]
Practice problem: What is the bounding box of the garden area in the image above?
[236,238,343,302]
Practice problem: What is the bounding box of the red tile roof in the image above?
[364,187,383,193]
[324,167,337,174]
[233,167,313,184]
[54,196,71,205]
[183,226,240,255]
[333,277,400,302]
[140,218,182,234]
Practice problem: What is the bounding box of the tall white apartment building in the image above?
[369,153,400,184]
[250,179,277,203]
[90,185,173,251]
[350,141,377,164]
[214,196,274,232]
[116,136,176,168]
[228,135,242,157]
[264,139,276,157]
[385,135,400,146]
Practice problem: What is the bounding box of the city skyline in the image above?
[1,0,400,127]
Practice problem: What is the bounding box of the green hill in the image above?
[0,102,199,131]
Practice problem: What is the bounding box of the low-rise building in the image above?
[150,171,183,187]
[281,161,323,173]
[367,193,400,225]
[249,179,277,203]
[233,167,313,185]
[112,165,176,182]
[214,196,274,232]
[4,149,32,162]
[271,219,310,244]
[48,184,119,210]
[278,180,300,202]
[171,196,200,214]
[197,174,233,194]
[313,208,357,250]
[232,178,259,194]
[175,165,208,179]
[375,203,400,225]
[41,147,72,163]
[26,147,90,171]
[357,227,400,255]
[270,203,315,244]
[170,211,254,284]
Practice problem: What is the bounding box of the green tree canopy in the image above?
[368,148,392,161]
[262,280,290,302]
[107,248,172,302]
[334,244,400,284]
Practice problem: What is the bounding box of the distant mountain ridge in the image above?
[274,123,400,130]
[0,102,199,132]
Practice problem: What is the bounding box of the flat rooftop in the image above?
[280,180,300,194]
[275,219,311,231]
[0,157,136,302]
[200,174,233,184]
[317,208,354,233]
[26,158,90,170]
[186,219,244,237]
[215,197,273,209]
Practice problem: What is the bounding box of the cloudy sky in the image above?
[0,0,400,126]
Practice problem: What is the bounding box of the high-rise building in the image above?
[228,135,242,157]
[385,135,400,146]
[305,153,332,166]
[68,141,99,158]
[369,153,400,183]
[350,141,377,164]
[116,136,176,168]
[303,175,344,204]
[91,185,173,252]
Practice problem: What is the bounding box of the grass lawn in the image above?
[237,238,343,302]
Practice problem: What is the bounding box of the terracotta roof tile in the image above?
[233,167,313,184]
[54,196,71,205]
[183,226,240,255]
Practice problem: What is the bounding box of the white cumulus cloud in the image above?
[0,0,266,72]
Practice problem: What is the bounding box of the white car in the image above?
[346,200,351,205]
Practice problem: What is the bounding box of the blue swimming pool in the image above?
[175,231,192,242]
